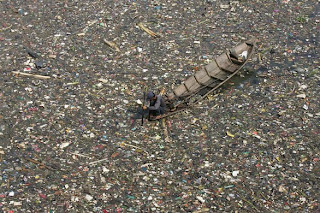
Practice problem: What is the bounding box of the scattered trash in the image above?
[0,0,318,212]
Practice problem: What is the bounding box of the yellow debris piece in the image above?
[227,131,235,138]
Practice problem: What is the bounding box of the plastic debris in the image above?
[0,0,319,212]
[296,93,306,98]
[227,131,235,138]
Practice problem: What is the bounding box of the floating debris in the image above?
[137,22,160,38]
[0,0,319,212]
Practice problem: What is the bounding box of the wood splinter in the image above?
[137,23,160,38]
[103,39,120,52]
[12,71,50,79]
[89,158,108,165]
[161,118,171,142]
[26,158,54,170]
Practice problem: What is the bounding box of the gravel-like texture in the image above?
[0,0,319,212]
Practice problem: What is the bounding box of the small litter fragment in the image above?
[279,185,287,193]
[299,85,308,90]
[60,142,71,149]
[227,131,235,138]
[240,51,248,59]
[35,60,45,69]
[137,23,160,38]
[220,4,229,9]
[24,67,32,72]
[48,54,56,59]
[13,201,22,206]
[296,93,306,98]
[232,170,239,177]
[85,194,93,201]
[103,39,120,52]
[25,48,38,58]
[12,71,50,79]
[196,196,205,203]
[98,78,108,83]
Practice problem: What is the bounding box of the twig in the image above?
[26,158,55,170]
[240,196,260,211]
[21,167,34,174]
[290,85,296,94]
[233,183,263,211]
[97,88,107,94]
[258,53,262,63]
[137,23,160,38]
[12,71,50,79]
[120,142,149,155]
[184,20,209,29]
[0,24,12,31]
[260,192,268,201]
[66,82,79,86]
[98,78,109,83]
[89,158,108,165]
[161,118,171,142]
[103,39,120,52]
